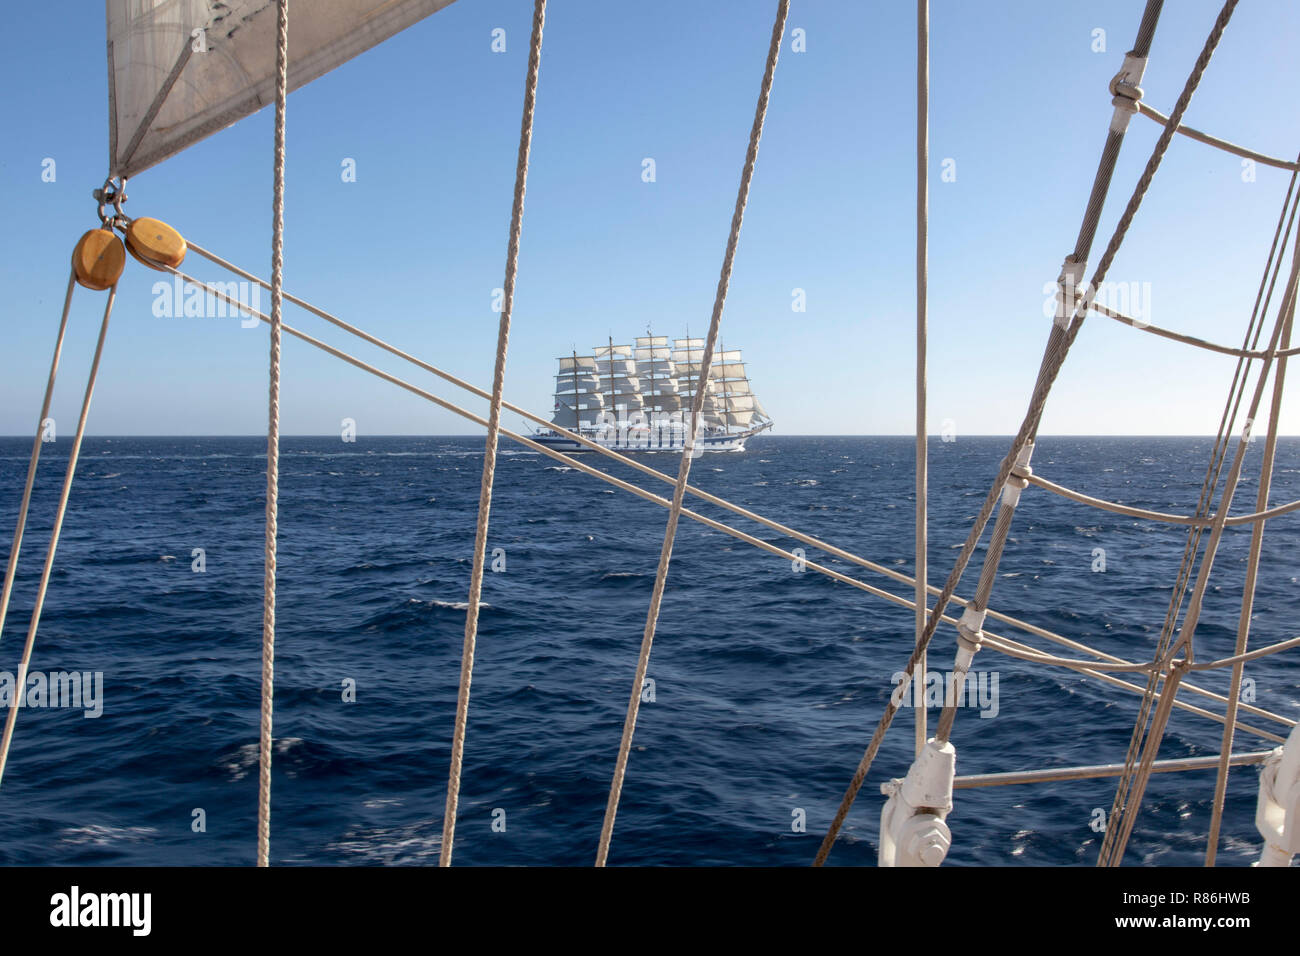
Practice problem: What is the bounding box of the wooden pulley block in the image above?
[71,228,126,291]
[125,217,187,271]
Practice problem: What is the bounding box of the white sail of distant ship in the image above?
[536,334,774,454]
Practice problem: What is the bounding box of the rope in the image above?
[1090,298,1300,358]
[933,473,1019,743]
[173,262,1298,740]
[980,632,1291,739]
[913,0,929,758]
[257,0,288,869]
[1103,662,1189,862]
[1102,203,1294,860]
[1100,131,1297,866]
[0,286,117,790]
[1190,633,1300,671]
[976,635,1154,673]
[163,253,1300,735]
[594,0,788,867]
[0,272,76,652]
[189,238,1297,618]
[1135,101,1300,172]
[440,0,546,868]
[935,0,1168,753]
[814,0,1228,867]
[1103,194,1300,866]
[1027,471,1300,527]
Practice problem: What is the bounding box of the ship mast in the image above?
[571,348,580,434]
[607,334,616,442]
[648,325,658,420]
[647,325,659,448]
[721,335,731,437]
[686,325,694,447]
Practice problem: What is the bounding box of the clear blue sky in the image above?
[1,0,1298,436]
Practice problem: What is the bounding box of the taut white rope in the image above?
[1135,101,1300,172]
[595,0,789,867]
[0,286,117,789]
[257,0,288,869]
[0,272,77,653]
[171,258,1297,739]
[440,0,547,867]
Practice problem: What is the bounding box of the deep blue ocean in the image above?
[0,434,1296,866]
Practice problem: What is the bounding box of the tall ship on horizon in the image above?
[533,334,774,454]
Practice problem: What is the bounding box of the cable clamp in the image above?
[1109,52,1148,131]
[1001,441,1036,508]
[1054,256,1088,329]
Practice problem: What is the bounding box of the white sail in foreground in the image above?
[106,0,458,178]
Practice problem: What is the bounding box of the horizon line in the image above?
[1,433,1291,440]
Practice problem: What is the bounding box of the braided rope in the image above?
[440,0,546,867]
[595,0,789,867]
[0,286,117,789]
[814,0,1233,867]
[257,0,288,869]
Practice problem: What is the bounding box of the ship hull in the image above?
[532,424,767,455]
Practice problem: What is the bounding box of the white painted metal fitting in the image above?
[879,738,956,867]
[1109,52,1148,132]
[1054,257,1087,329]
[1256,722,1300,865]
[955,605,986,668]
[1002,441,1036,506]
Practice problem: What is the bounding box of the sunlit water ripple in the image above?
[0,435,1296,866]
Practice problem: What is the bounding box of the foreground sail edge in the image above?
[107,0,460,179]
